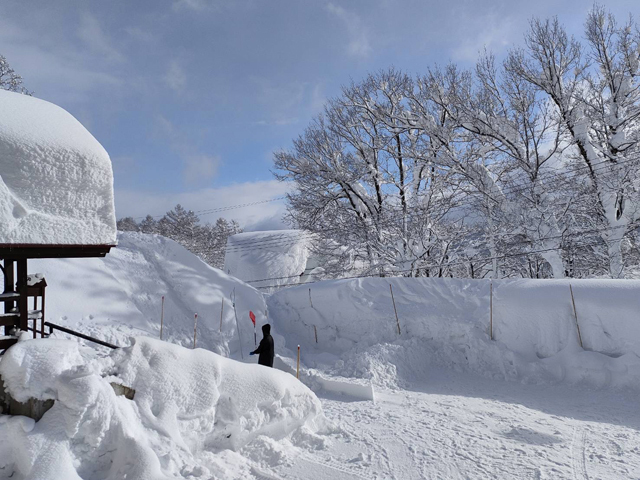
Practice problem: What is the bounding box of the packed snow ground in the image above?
[2,232,639,478]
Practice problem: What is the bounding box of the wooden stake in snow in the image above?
[219,300,224,332]
[314,324,318,343]
[569,284,583,348]
[490,282,493,341]
[389,284,401,335]
[309,288,313,308]
[193,313,198,349]
[232,288,243,359]
[296,345,300,379]
[160,295,165,341]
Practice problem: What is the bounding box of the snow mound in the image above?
[268,277,640,391]
[0,89,116,245]
[224,230,311,290]
[31,231,267,359]
[0,337,323,479]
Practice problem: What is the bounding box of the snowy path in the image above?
[270,370,640,479]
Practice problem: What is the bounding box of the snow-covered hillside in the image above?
[3,233,640,478]
[268,277,640,391]
[30,231,267,358]
[224,230,315,291]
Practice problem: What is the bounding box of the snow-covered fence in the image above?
[267,278,640,388]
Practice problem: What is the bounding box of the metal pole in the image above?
[232,289,243,359]
[160,295,165,340]
[490,281,493,340]
[389,284,401,335]
[314,325,318,343]
[569,284,583,348]
[296,345,300,379]
[309,288,313,308]
[219,300,224,332]
[193,313,198,349]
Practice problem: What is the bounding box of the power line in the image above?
[254,228,637,290]
[244,222,638,285]
[131,196,287,220]
[221,156,639,256]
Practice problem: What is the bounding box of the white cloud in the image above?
[164,61,187,93]
[326,3,371,58]
[115,180,291,231]
[172,0,211,11]
[183,154,220,184]
[450,15,517,62]
[78,13,124,63]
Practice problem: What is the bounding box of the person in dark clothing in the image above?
[250,323,274,367]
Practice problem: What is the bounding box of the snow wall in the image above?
[30,231,268,359]
[0,337,323,479]
[224,230,310,291]
[267,277,640,390]
[0,89,116,245]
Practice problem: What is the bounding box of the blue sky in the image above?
[1,0,637,229]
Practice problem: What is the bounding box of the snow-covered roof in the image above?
[0,90,116,246]
[224,230,312,289]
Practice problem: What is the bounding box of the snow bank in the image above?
[0,337,322,479]
[267,278,640,391]
[224,230,311,290]
[0,90,116,245]
[30,231,267,358]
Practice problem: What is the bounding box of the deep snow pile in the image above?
[224,230,312,290]
[0,337,323,479]
[267,277,640,390]
[30,231,267,358]
[0,89,116,245]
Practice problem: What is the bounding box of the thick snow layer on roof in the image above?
[0,337,322,479]
[0,90,116,245]
[224,230,311,290]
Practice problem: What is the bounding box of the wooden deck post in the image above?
[4,260,15,315]
[17,259,28,332]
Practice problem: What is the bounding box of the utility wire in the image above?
[244,222,638,285]
[254,229,637,290]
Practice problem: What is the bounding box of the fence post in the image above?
[569,284,583,348]
[389,284,401,335]
[490,281,493,340]
[160,295,165,340]
[232,288,243,359]
[219,300,224,332]
[193,313,198,349]
[314,325,318,343]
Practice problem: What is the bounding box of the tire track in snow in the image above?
[297,454,370,479]
[571,426,589,480]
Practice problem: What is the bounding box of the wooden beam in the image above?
[3,260,15,334]
[17,258,28,332]
[0,244,114,259]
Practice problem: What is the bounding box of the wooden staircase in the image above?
[0,292,20,353]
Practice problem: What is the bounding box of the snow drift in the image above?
[224,230,313,290]
[0,337,322,479]
[0,89,116,245]
[267,277,640,390]
[30,231,267,358]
